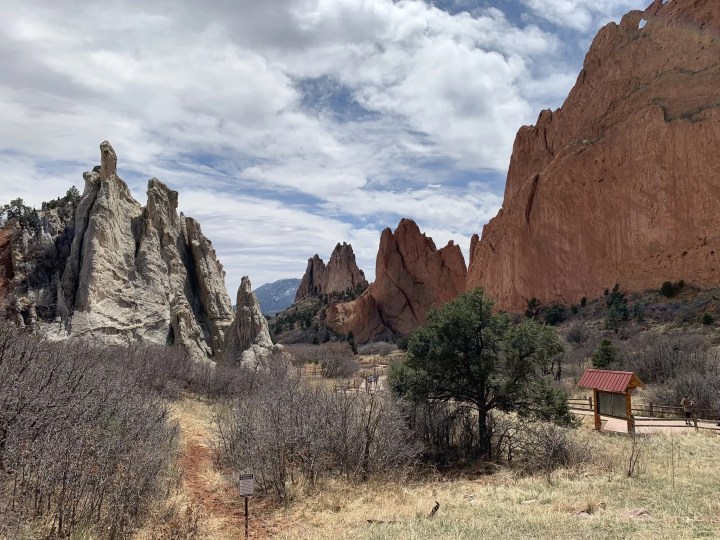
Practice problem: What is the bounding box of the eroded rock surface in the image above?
[328,219,467,343]
[467,0,720,311]
[5,141,233,358]
[226,276,290,368]
[295,255,326,301]
[295,242,368,302]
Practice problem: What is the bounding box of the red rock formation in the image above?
[295,255,325,302]
[322,242,368,295]
[328,219,467,343]
[467,0,720,312]
[294,243,368,302]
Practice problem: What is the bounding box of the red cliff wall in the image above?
[467,0,720,311]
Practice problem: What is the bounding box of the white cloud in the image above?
[0,0,634,289]
[519,0,649,32]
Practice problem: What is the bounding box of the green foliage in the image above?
[525,297,541,318]
[346,331,357,354]
[580,296,587,307]
[702,312,714,325]
[570,304,579,315]
[659,280,684,298]
[1,198,39,229]
[389,288,571,458]
[41,186,82,211]
[328,283,368,303]
[271,304,321,335]
[604,283,629,331]
[631,303,644,322]
[592,339,620,369]
[543,304,566,326]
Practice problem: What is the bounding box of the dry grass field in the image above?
[263,430,720,540]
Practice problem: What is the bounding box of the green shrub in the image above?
[543,304,566,326]
[526,297,541,318]
[659,280,684,298]
[592,339,619,369]
[702,312,714,325]
[605,284,629,331]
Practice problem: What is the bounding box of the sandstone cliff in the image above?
[467,0,720,312]
[225,275,290,368]
[328,219,467,343]
[5,141,233,358]
[295,255,325,301]
[295,242,368,302]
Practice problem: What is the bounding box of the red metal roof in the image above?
[578,369,644,393]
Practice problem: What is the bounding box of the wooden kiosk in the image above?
[578,369,644,433]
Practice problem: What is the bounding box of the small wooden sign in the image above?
[239,473,254,496]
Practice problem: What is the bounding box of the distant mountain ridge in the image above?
[254,278,301,315]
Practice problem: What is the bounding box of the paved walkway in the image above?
[571,408,720,434]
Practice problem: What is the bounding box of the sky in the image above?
[0,0,649,294]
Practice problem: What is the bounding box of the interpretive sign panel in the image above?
[239,473,254,496]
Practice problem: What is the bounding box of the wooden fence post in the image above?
[588,396,592,410]
[694,413,699,432]
[649,403,654,417]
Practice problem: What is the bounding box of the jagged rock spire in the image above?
[225,276,289,368]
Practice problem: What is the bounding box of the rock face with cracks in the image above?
[328,219,467,343]
[467,0,720,312]
[295,243,368,302]
[5,141,234,358]
[225,276,289,368]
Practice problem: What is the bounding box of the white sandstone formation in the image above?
[225,275,290,368]
[56,141,233,357]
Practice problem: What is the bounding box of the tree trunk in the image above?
[478,407,491,459]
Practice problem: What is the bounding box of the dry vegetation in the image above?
[6,283,720,539]
[265,430,720,540]
[0,325,191,539]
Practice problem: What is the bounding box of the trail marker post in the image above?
[239,473,254,539]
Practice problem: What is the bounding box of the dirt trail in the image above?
[170,396,249,539]
[133,395,285,539]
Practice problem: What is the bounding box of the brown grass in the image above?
[132,396,253,540]
[262,430,720,540]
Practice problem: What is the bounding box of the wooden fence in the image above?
[569,396,720,432]
[568,397,594,411]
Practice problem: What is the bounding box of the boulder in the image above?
[467,0,720,311]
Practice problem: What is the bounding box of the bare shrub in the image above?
[565,323,589,346]
[283,343,320,365]
[489,412,587,482]
[626,433,646,478]
[400,401,479,463]
[625,332,709,384]
[624,331,720,410]
[188,360,262,399]
[284,342,359,378]
[0,325,179,539]
[317,342,358,378]
[357,341,397,357]
[214,371,419,504]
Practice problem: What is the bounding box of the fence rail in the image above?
[569,397,719,421]
[568,397,593,411]
[569,397,720,433]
